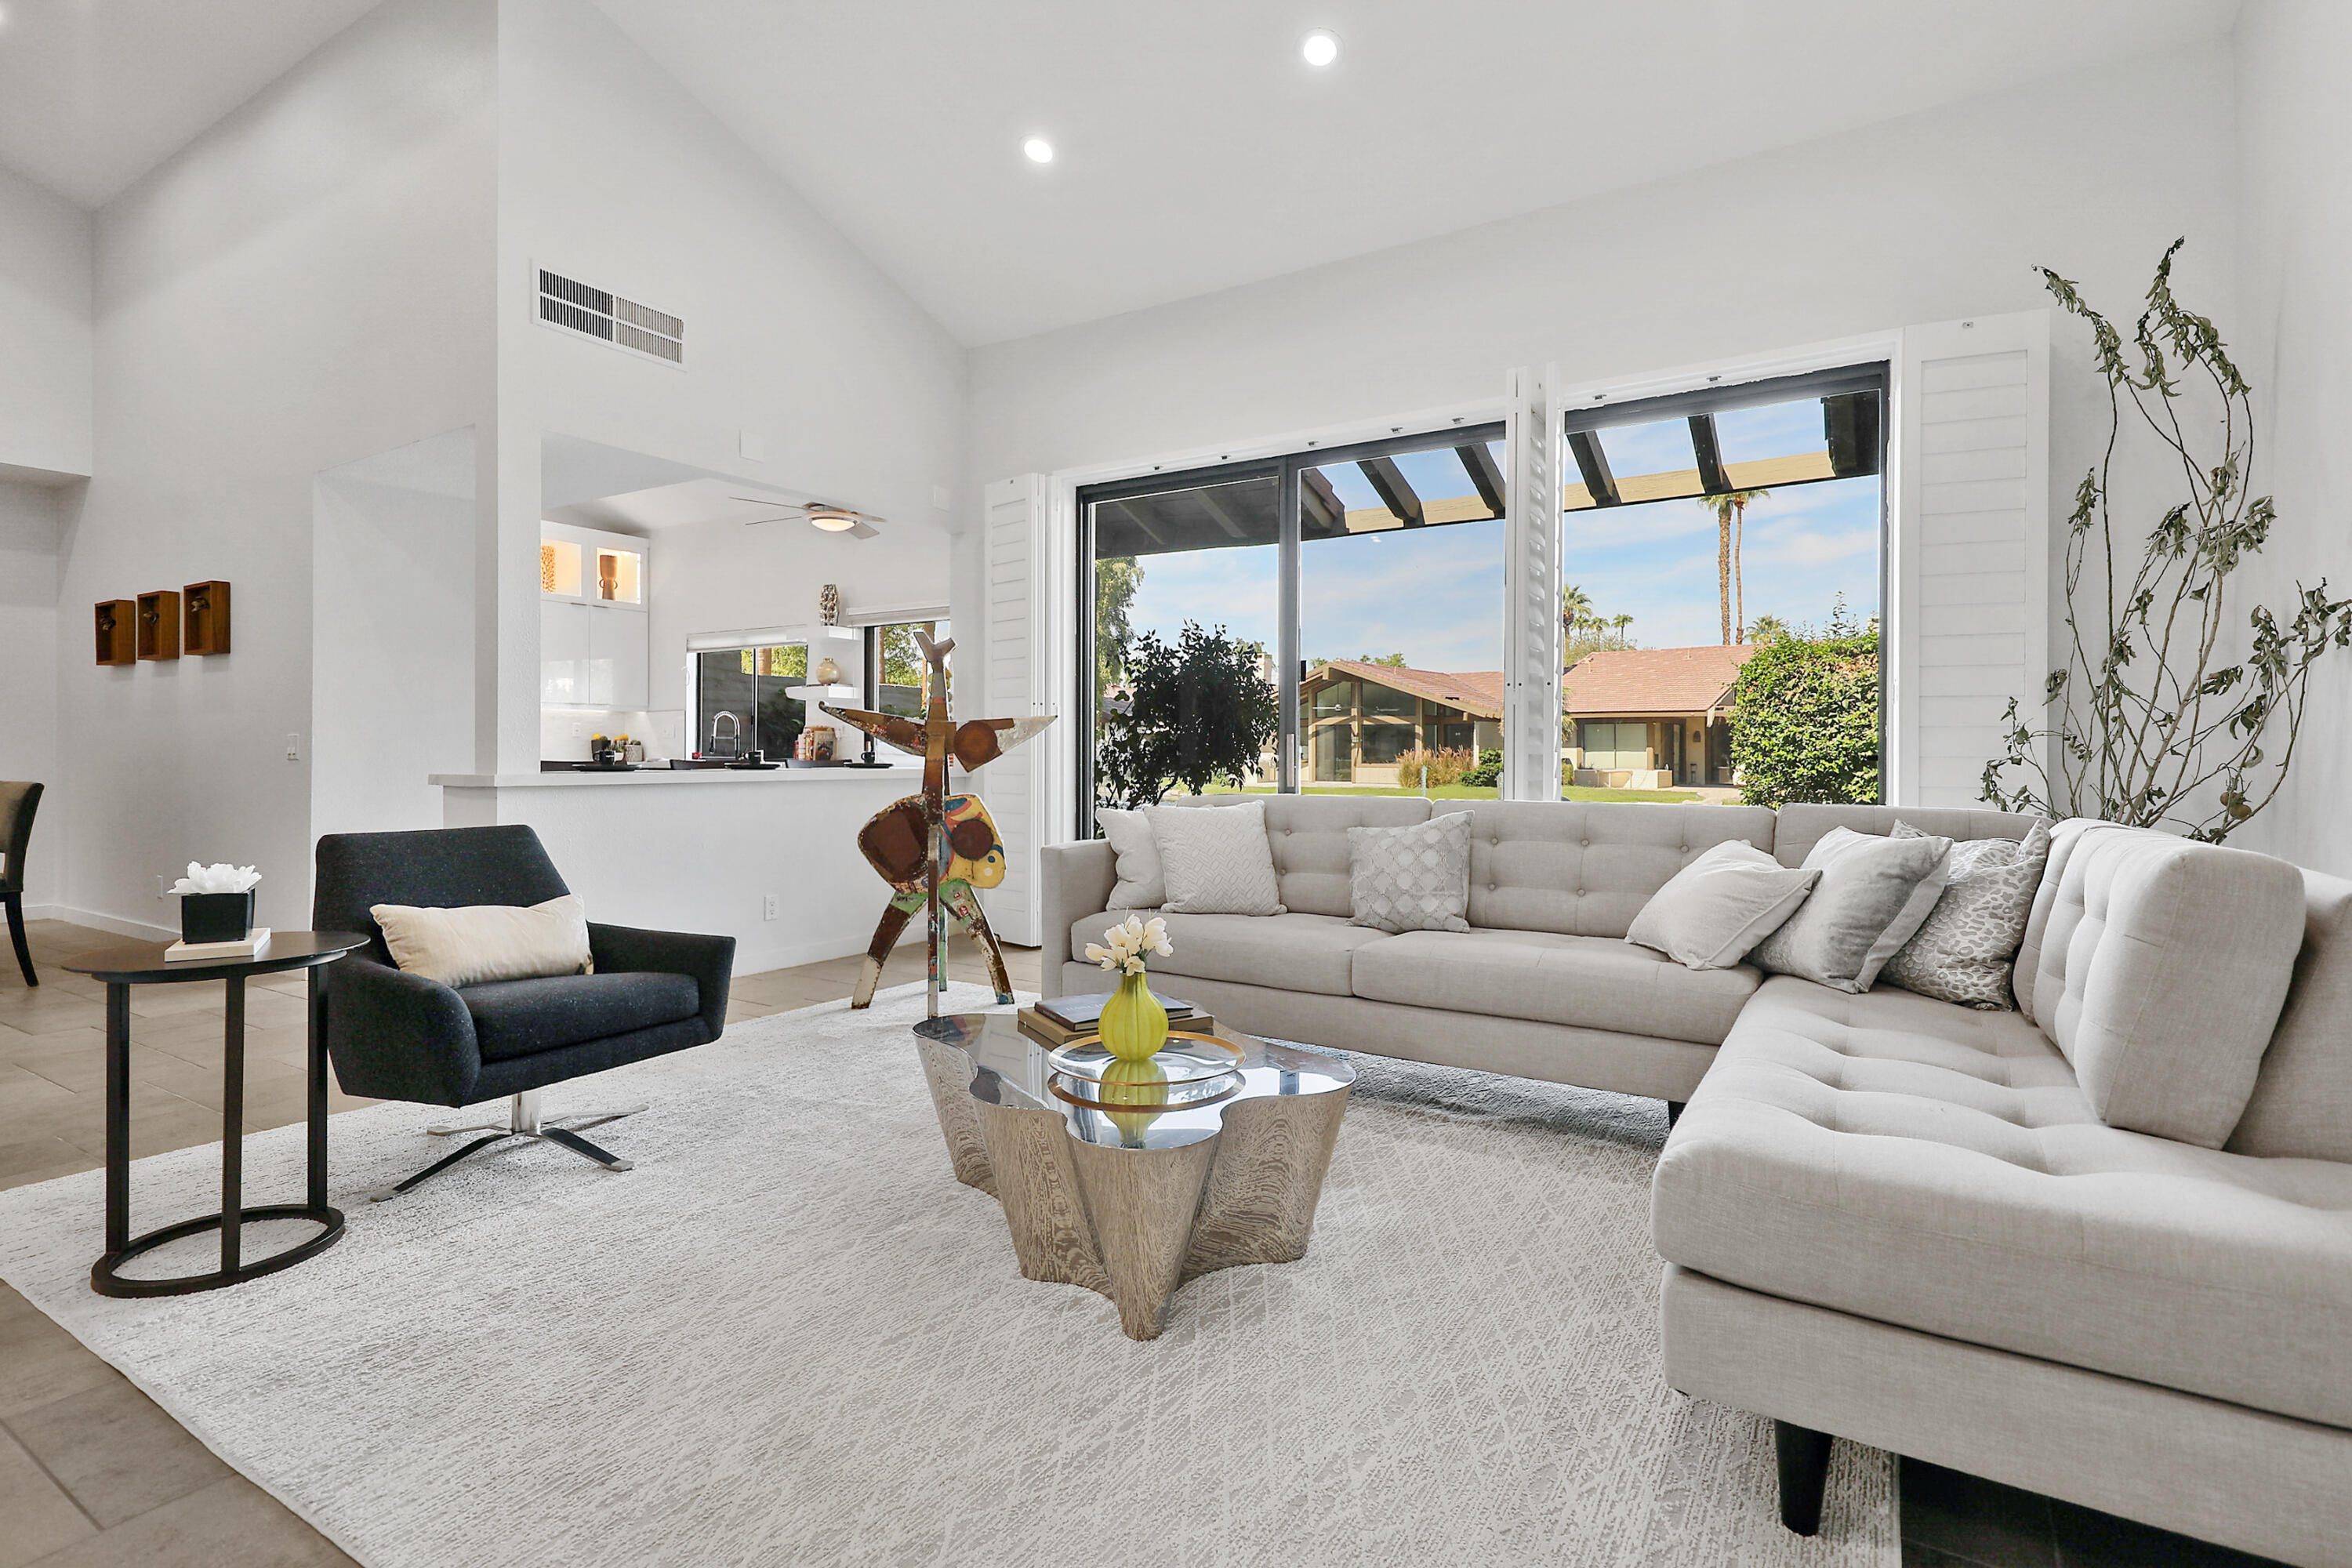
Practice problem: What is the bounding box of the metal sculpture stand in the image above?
[822,630,1051,1034]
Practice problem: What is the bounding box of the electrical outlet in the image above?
[762,894,779,921]
[285,732,301,761]
[571,720,583,738]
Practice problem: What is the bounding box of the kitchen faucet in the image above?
[710,710,742,756]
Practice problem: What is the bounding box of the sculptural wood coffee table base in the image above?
[916,1012,1352,1341]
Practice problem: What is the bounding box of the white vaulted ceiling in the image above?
[0,0,383,206]
[0,1,2240,341]
[588,0,2241,345]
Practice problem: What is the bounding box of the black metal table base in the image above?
[91,1203,346,1298]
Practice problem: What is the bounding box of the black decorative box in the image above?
[180,892,254,945]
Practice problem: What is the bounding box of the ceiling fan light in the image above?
[808,508,860,532]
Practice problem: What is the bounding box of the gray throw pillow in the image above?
[1097,808,1165,909]
[1624,840,1820,970]
[1751,826,1953,993]
[1144,800,1285,916]
[1348,811,1472,934]
[1879,819,2052,1009]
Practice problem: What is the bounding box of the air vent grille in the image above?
[536,268,684,365]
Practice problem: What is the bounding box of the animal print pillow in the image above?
[1878,819,2053,1009]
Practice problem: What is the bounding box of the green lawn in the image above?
[1197,782,1701,804]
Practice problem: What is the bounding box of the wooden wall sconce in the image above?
[183,581,230,655]
[136,590,181,660]
[94,601,136,666]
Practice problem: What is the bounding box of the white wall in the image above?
[57,0,497,935]
[0,165,92,480]
[492,0,967,773]
[958,43,2238,731]
[313,428,481,840]
[2223,0,2352,874]
[647,516,951,722]
[0,481,69,910]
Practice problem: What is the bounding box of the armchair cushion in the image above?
[463,971,702,1064]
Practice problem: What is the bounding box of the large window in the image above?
[1080,426,1504,821]
[1561,366,1886,798]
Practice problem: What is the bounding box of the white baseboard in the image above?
[40,905,178,942]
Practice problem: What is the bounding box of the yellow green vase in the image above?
[1098,971,1168,1063]
[1098,1056,1171,1149]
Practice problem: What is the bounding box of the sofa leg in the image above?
[1773,1420,1834,1535]
[1665,1099,1685,1128]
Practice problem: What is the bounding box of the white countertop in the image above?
[430,766,917,789]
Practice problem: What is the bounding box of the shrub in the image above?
[1728,632,1881,806]
[1397,747,1477,789]
[1461,748,1503,788]
[1095,622,1279,809]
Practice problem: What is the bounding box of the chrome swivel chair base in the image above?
[372,1089,645,1201]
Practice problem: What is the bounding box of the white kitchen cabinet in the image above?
[586,601,648,709]
[541,599,590,704]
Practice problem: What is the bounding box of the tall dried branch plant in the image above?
[1982,240,2352,841]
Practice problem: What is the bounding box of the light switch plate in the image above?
[931,485,951,512]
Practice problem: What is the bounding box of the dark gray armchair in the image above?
[2,781,41,987]
[313,825,735,1198]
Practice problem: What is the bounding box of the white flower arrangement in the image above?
[1084,913,1172,977]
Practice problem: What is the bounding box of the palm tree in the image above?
[1695,489,1769,642]
[1560,583,1594,641]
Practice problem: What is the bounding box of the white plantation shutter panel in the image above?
[1503,364,1565,799]
[1891,311,2052,808]
[972,474,1052,946]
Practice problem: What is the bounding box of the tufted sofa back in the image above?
[1152,794,1431,916]
[2014,819,2307,1149]
[1772,802,2043,866]
[1454,800,1776,938]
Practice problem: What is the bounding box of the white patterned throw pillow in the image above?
[1879,818,2053,1009]
[1096,808,1166,909]
[1144,800,1286,916]
[1348,811,1472,935]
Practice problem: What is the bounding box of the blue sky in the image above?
[1114,415,1880,673]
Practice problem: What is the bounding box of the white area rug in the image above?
[0,982,1896,1567]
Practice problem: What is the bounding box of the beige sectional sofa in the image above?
[1040,797,2352,1566]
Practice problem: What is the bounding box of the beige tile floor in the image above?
[0,916,1041,1567]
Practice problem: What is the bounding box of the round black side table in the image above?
[62,931,369,1298]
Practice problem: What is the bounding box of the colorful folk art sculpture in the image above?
[822,630,1051,1029]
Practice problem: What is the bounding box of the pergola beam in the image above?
[1359,456,1425,526]
[1566,430,1620,506]
[1301,468,1346,535]
[1192,487,1251,540]
[1098,497,1166,546]
[1688,413,1731,494]
[1456,441,1506,516]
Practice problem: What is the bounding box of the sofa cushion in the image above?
[1878,818,2050,1010]
[1097,808,1166,909]
[463,971,702,1063]
[1153,795,1431,916]
[1624,840,1817,969]
[1653,978,2352,1430]
[1770,803,2043,867]
[1348,811,1472,934]
[1145,799,1284,915]
[1351,926,1761,1046]
[2229,867,2352,1162]
[1067,909,1385,997]
[2015,819,2305,1148]
[1454,800,1777,939]
[1750,826,1951,993]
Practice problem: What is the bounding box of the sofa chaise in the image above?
[1040,797,2352,1566]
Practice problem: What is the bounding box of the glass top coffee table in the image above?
[915,1012,1353,1340]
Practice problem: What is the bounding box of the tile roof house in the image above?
[1564,644,1759,787]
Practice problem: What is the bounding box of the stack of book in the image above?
[1018,989,1216,1050]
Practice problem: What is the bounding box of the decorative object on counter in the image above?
[724,748,776,770]
[813,655,844,686]
[171,862,263,952]
[539,545,558,593]
[136,590,182,660]
[182,580,230,655]
[597,553,618,601]
[844,730,891,768]
[795,725,837,762]
[822,628,1054,1031]
[1083,915,1175,1062]
[818,583,840,625]
[94,600,135,666]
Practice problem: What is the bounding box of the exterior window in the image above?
[1360,724,1414,765]
[1312,681,1355,719]
[1359,681,1415,718]
[695,644,804,760]
[866,619,946,720]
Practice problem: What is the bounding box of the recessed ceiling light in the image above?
[1301,30,1340,67]
[1022,136,1054,164]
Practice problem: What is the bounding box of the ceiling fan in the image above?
[730,495,884,539]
